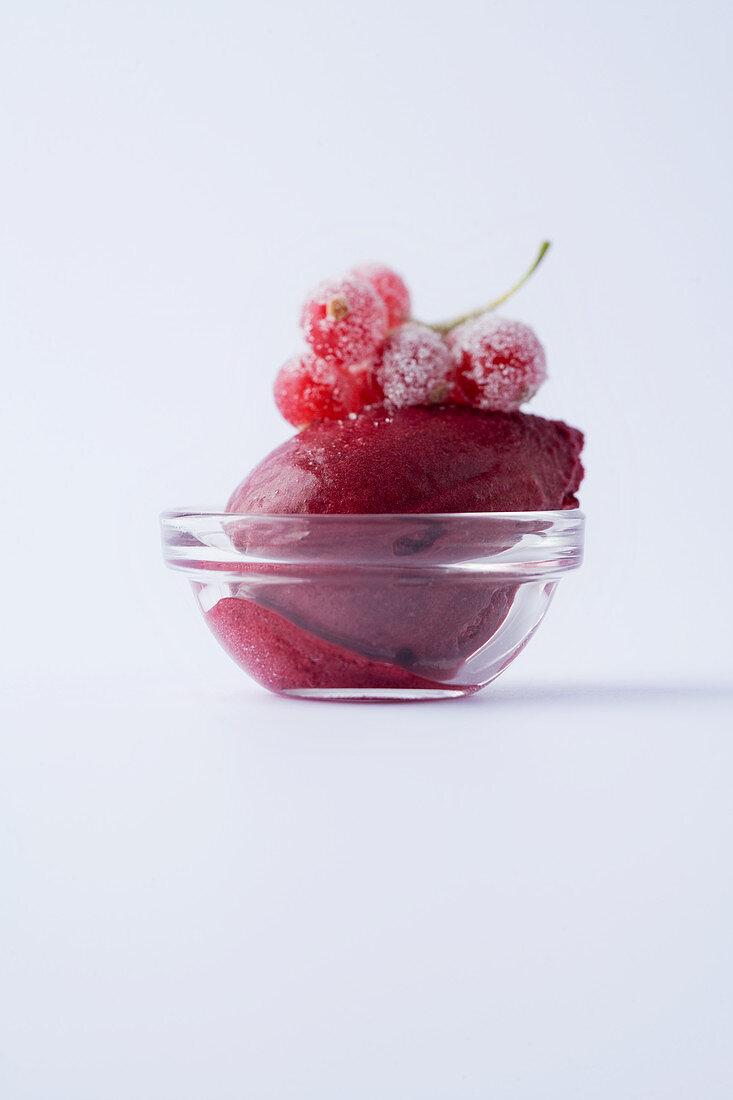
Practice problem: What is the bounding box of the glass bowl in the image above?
[161,510,585,702]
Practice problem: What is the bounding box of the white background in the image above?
[2,2,732,1097]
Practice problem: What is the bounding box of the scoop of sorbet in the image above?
[226,406,584,515]
[206,406,584,696]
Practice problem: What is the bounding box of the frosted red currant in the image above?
[300,275,388,368]
[349,263,411,330]
[449,314,546,412]
[375,322,455,408]
[348,357,383,408]
[274,352,363,428]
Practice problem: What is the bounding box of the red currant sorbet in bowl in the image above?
[162,247,586,701]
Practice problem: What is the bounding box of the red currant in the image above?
[300,275,388,368]
[375,322,455,408]
[348,358,383,408]
[274,352,363,428]
[449,314,546,412]
[349,263,411,330]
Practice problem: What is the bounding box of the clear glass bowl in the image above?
[161,510,585,702]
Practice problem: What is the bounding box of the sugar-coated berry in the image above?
[274,352,363,428]
[449,314,546,412]
[349,263,411,330]
[300,275,388,368]
[348,357,383,408]
[375,322,455,408]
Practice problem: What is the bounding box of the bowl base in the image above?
[279,686,472,703]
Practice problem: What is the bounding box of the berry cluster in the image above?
[274,250,549,428]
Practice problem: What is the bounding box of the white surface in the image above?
[3,677,732,1099]
[2,0,733,1096]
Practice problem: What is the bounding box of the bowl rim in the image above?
[161,508,585,581]
[161,507,585,522]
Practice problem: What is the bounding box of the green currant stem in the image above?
[425,241,551,335]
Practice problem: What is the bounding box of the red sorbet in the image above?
[227,405,584,515]
[198,407,584,695]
